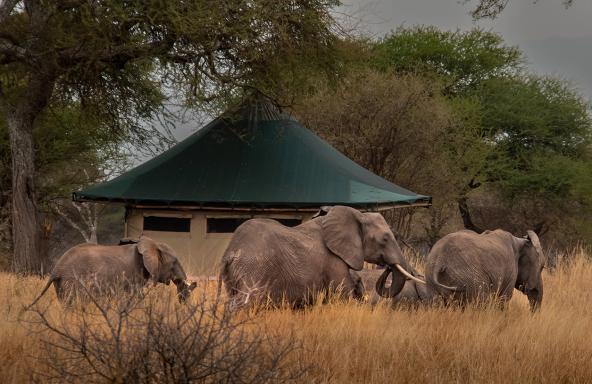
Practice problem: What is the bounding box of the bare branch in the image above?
[468,0,575,19]
[54,203,91,243]
[24,288,311,383]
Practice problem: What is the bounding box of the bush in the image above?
[24,288,311,383]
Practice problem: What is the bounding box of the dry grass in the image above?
[2,248,592,383]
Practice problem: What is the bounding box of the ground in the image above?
[1,248,591,383]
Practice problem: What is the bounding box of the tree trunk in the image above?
[0,3,55,273]
[7,110,43,273]
[457,196,484,234]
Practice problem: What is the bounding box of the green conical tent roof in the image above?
[74,98,431,209]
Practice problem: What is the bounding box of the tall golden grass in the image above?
[2,248,592,383]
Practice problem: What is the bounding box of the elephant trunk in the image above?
[375,268,392,298]
[172,263,188,284]
[527,285,543,312]
[389,266,407,298]
[375,266,409,298]
[379,241,426,298]
[175,280,197,303]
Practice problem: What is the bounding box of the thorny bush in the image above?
[23,285,311,384]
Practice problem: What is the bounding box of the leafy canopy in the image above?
[373,26,523,94]
[475,75,592,203]
[0,0,341,199]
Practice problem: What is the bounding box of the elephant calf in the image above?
[28,236,197,307]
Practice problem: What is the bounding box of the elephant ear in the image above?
[526,230,543,254]
[158,242,186,281]
[137,236,161,281]
[321,206,364,270]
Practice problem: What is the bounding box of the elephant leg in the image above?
[446,291,468,311]
[55,279,77,307]
[54,279,70,302]
[497,285,514,310]
[53,279,63,300]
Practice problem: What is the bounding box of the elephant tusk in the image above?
[395,264,427,285]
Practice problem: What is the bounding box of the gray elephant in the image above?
[220,206,424,308]
[355,268,435,307]
[424,229,544,311]
[28,236,197,307]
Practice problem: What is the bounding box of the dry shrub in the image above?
[23,286,310,384]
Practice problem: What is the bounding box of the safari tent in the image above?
[74,97,431,275]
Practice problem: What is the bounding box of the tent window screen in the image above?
[207,218,302,233]
[144,216,191,232]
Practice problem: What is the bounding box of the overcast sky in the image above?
[340,0,592,100]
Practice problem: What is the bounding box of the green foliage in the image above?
[474,76,592,203]
[373,26,523,93]
[0,0,341,142]
[442,95,493,191]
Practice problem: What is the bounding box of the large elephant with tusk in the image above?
[220,206,424,308]
[424,229,545,311]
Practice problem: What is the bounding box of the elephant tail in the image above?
[25,277,55,310]
[431,266,460,292]
[217,258,232,300]
[216,268,225,299]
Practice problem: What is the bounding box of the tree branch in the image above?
[0,35,27,62]
[457,196,484,234]
[54,203,91,243]
[0,0,19,24]
[60,33,177,67]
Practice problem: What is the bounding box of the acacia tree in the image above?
[0,0,339,273]
[373,26,523,94]
[373,26,592,243]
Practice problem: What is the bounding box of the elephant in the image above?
[355,268,435,307]
[423,229,545,311]
[220,205,424,308]
[28,236,197,307]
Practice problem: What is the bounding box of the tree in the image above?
[292,69,460,239]
[469,75,592,238]
[0,0,339,273]
[373,27,523,94]
[294,70,453,192]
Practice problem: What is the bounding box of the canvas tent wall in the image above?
[75,96,431,276]
[125,208,315,276]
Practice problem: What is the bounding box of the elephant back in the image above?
[221,218,321,305]
[425,230,518,300]
[52,243,143,284]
